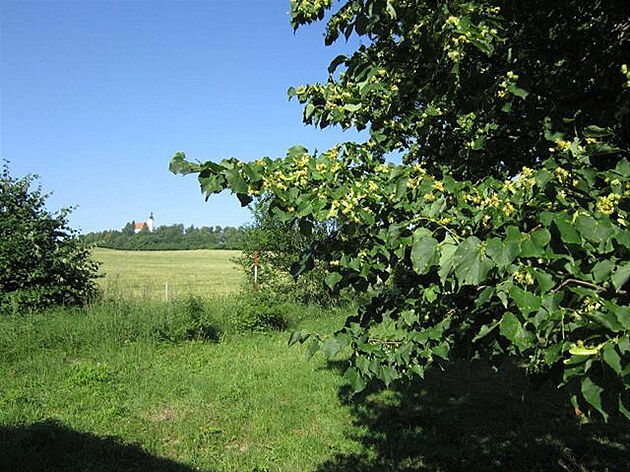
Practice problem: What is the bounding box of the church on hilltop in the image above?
[134,212,155,233]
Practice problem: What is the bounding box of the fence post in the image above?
[253,250,259,294]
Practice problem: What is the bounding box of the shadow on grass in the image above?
[317,361,630,472]
[0,420,198,472]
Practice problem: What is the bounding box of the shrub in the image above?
[155,295,222,342]
[228,293,291,333]
[0,163,100,314]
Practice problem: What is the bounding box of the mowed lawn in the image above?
[93,248,244,299]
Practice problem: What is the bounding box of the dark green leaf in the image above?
[601,343,622,375]
[592,260,614,283]
[611,262,630,291]
[499,312,532,351]
[509,286,542,315]
[453,237,493,285]
[411,228,439,274]
[344,366,367,393]
[583,125,614,138]
[486,237,520,269]
[305,339,321,359]
[581,377,609,422]
[325,271,343,290]
[438,236,457,284]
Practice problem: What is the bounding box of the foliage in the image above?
[171,1,630,421]
[155,295,222,342]
[236,196,341,305]
[229,293,291,333]
[0,163,100,313]
[82,223,245,250]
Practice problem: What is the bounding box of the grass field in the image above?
[93,248,244,300]
[1,250,629,471]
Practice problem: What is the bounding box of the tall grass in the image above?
[0,296,359,471]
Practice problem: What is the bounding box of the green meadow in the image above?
[93,248,244,300]
[1,249,629,471]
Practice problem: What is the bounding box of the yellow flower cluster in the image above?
[554,167,569,183]
[497,71,518,98]
[554,140,571,152]
[503,166,536,193]
[596,193,621,215]
[463,188,517,217]
[445,15,460,27]
[513,270,534,286]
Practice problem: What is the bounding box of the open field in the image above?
[93,248,244,300]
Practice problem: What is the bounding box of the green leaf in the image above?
[611,262,630,291]
[592,260,614,283]
[615,158,630,178]
[343,103,362,112]
[507,84,529,99]
[322,338,342,359]
[581,377,609,422]
[472,320,500,342]
[305,339,321,359]
[325,271,343,290]
[575,215,613,244]
[499,312,532,351]
[385,0,396,19]
[475,286,494,308]
[509,285,542,315]
[224,168,248,194]
[532,269,555,293]
[553,217,581,245]
[486,237,520,269]
[379,365,398,386]
[601,343,622,375]
[344,366,367,393]
[288,330,305,346]
[586,142,622,155]
[521,228,552,257]
[169,152,196,175]
[411,228,439,274]
[287,145,309,159]
[304,103,316,121]
[438,236,458,284]
[583,125,614,138]
[328,54,347,74]
[453,236,493,285]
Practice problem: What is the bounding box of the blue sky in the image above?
[1,0,363,233]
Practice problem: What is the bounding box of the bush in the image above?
[0,163,100,314]
[155,295,222,342]
[223,292,291,333]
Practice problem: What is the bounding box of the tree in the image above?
[0,163,100,313]
[172,1,630,420]
[236,196,341,305]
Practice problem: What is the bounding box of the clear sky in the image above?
[1,0,363,233]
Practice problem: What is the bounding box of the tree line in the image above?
[81,222,246,250]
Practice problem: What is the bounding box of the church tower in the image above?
[147,212,155,232]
